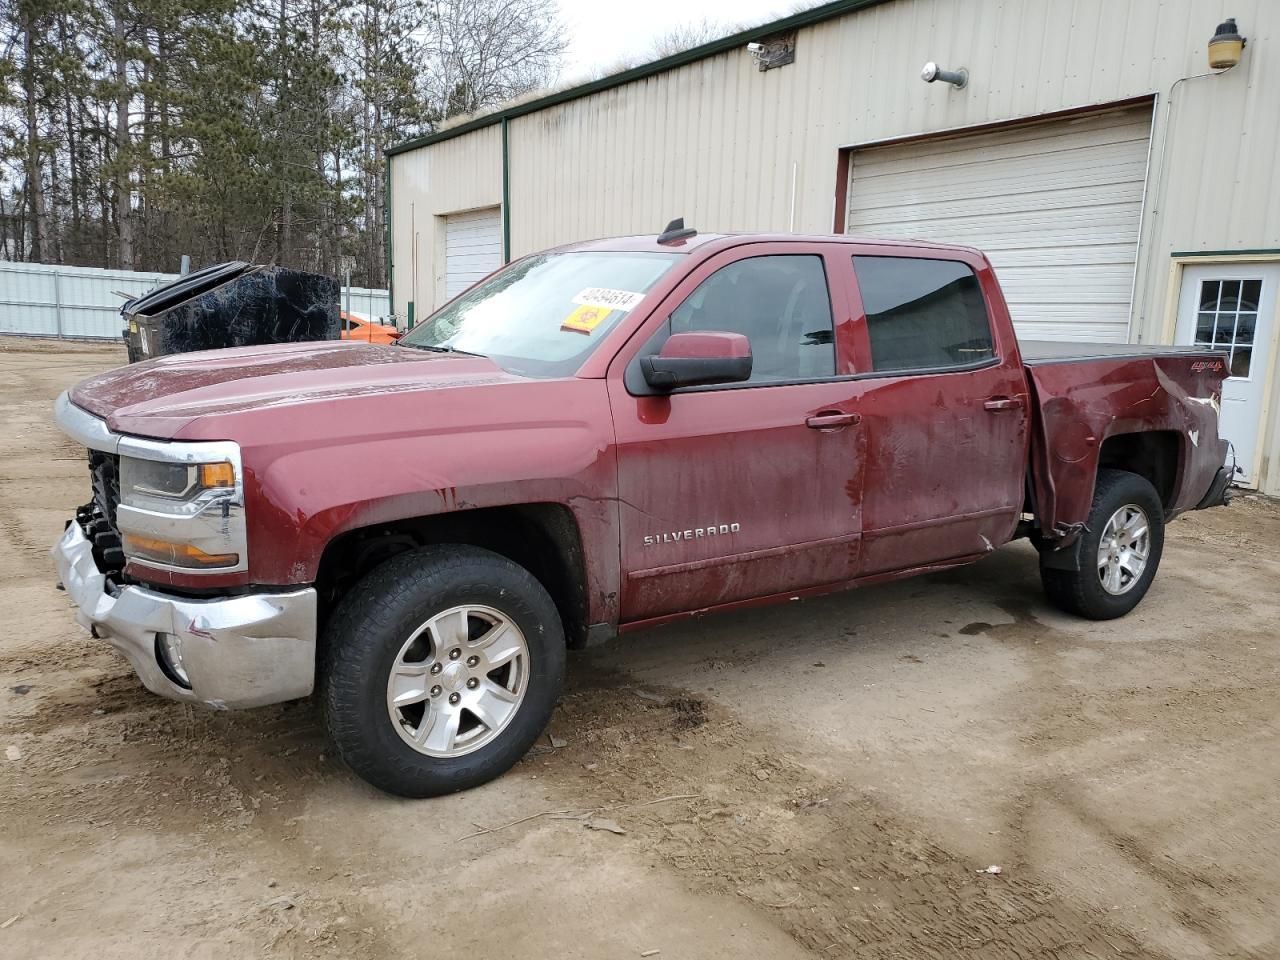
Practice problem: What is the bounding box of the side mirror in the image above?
[640,331,753,392]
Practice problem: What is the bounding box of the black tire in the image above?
[1040,469,1165,620]
[322,545,565,797]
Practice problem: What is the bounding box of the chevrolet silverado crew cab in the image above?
[52,227,1234,797]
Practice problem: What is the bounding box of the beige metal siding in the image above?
[394,0,1278,332]
[390,124,502,319]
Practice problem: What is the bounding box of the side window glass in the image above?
[667,255,836,383]
[853,256,995,373]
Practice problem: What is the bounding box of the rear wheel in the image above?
[322,545,565,797]
[1040,469,1165,620]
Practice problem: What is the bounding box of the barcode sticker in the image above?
[571,288,645,311]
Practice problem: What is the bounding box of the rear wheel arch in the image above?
[1095,430,1183,513]
[1034,430,1181,563]
[314,503,591,650]
[1040,468,1166,619]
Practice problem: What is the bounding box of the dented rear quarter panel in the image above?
[1026,354,1229,534]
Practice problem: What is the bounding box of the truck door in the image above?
[847,252,1030,574]
[608,244,866,622]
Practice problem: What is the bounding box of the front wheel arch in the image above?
[322,544,567,797]
[314,503,591,649]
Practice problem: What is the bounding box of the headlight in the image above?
[120,458,236,511]
[115,439,247,573]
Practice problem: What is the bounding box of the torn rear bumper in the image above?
[52,521,316,709]
[1195,466,1233,510]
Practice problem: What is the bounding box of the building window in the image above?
[1194,278,1260,378]
[853,256,995,373]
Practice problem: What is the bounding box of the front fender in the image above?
[159,377,619,617]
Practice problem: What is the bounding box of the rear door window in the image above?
[853,256,995,373]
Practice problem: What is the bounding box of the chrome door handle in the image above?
[983,396,1024,412]
[805,411,861,430]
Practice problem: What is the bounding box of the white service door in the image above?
[1175,263,1279,487]
[846,105,1152,343]
[444,207,503,299]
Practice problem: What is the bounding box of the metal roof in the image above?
[385,0,889,156]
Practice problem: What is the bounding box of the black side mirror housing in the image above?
[640,331,753,391]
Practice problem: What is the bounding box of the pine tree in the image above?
[1,0,565,282]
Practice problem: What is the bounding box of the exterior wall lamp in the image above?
[1208,18,1246,70]
[921,62,968,89]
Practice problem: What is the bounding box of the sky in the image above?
[555,0,798,83]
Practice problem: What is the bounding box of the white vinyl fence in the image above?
[0,261,391,340]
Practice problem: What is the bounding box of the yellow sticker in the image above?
[561,304,612,335]
[129,320,138,334]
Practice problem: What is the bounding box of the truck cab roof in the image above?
[551,231,985,259]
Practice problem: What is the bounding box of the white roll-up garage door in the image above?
[845,105,1153,342]
[444,207,503,299]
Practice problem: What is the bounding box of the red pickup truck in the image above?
[52,229,1233,797]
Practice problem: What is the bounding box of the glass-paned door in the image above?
[1176,264,1279,486]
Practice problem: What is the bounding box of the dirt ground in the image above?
[1,335,1277,960]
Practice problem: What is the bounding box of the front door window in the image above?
[666,254,837,383]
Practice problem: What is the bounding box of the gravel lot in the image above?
[1,336,1277,960]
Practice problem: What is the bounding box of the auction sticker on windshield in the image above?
[571,288,645,311]
[561,304,612,335]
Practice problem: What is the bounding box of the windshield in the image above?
[400,251,681,377]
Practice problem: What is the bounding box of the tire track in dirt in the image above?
[522,662,1165,960]
[1,679,409,959]
[964,596,1273,960]
[0,496,50,562]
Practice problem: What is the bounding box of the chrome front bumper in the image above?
[52,521,316,709]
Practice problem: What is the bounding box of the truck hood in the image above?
[70,341,520,437]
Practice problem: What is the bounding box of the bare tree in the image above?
[424,0,566,120]
[647,17,730,59]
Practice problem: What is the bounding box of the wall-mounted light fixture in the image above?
[921,62,968,89]
[1208,18,1246,70]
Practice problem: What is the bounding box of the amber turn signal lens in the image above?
[199,462,236,488]
[123,534,239,569]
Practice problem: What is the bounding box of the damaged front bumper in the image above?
[52,521,316,709]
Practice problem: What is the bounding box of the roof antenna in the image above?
[657,217,697,245]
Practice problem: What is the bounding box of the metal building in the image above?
[387,0,1280,494]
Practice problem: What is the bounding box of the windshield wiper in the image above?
[407,343,483,357]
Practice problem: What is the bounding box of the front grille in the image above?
[78,450,125,575]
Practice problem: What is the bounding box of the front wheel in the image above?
[322,545,566,797]
[1040,469,1165,620]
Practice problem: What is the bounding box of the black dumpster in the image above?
[122,262,340,362]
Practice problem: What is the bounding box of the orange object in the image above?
[123,534,239,569]
[199,462,236,488]
[340,312,401,344]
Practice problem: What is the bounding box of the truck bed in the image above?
[1019,340,1226,366]
[1021,341,1229,540]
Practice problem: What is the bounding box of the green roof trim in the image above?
[386,0,889,157]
